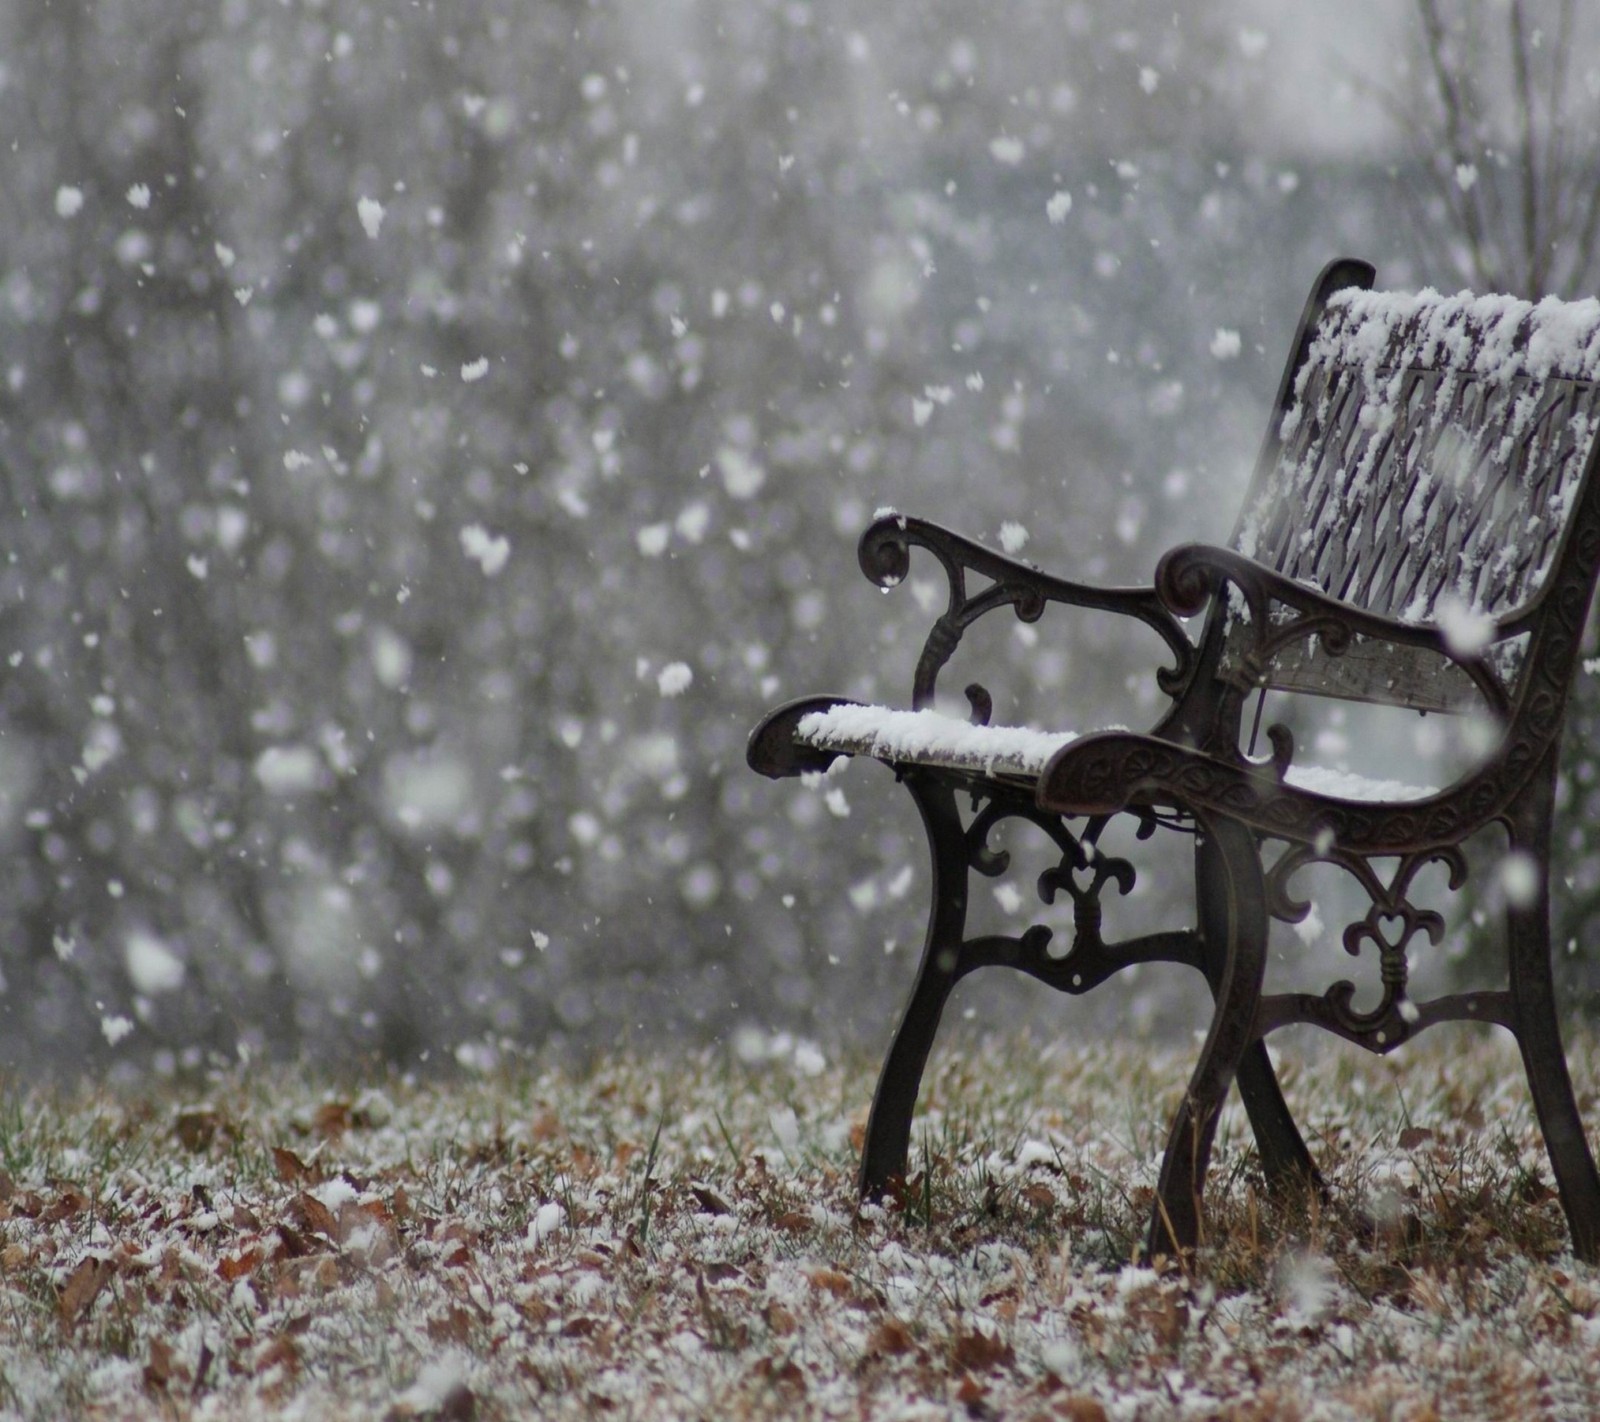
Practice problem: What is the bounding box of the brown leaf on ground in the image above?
[385,1381,478,1422]
[807,1267,852,1297]
[174,1109,226,1152]
[1398,1127,1434,1151]
[232,1202,263,1231]
[255,1335,300,1378]
[287,1192,337,1241]
[218,1244,263,1281]
[339,1201,399,1263]
[6,1189,44,1219]
[956,1372,987,1407]
[42,1186,90,1224]
[865,1318,914,1357]
[271,1146,314,1183]
[690,1184,731,1215]
[274,1223,318,1261]
[1022,1183,1057,1210]
[428,1306,474,1345]
[952,1327,1014,1373]
[1054,1397,1108,1422]
[753,1356,807,1395]
[530,1110,561,1141]
[143,1335,189,1392]
[58,1254,116,1326]
[313,1101,351,1139]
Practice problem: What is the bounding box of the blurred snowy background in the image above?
[2,0,1598,1077]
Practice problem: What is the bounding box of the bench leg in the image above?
[1194,818,1322,1203]
[1148,817,1271,1259]
[1235,1040,1324,1199]
[859,774,968,1200]
[1506,785,1600,1263]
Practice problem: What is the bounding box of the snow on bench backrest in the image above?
[1228,285,1600,710]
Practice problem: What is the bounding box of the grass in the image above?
[1,1025,1599,1419]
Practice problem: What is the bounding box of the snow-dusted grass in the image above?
[3,1027,1600,1419]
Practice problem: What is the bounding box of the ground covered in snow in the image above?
[3,1028,1600,1419]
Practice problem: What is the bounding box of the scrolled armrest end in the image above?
[747,695,859,779]
[1155,543,1226,619]
[858,513,914,589]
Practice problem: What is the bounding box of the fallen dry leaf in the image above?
[752,1355,806,1395]
[807,1266,852,1297]
[42,1186,89,1224]
[58,1253,116,1326]
[952,1326,1014,1373]
[313,1101,352,1139]
[287,1191,337,1241]
[955,1372,986,1407]
[218,1244,264,1281]
[143,1335,188,1392]
[175,1108,227,1151]
[254,1334,300,1379]
[271,1146,314,1184]
[865,1318,914,1357]
[428,1306,474,1345]
[690,1184,731,1215]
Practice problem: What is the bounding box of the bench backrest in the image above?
[1226,264,1600,712]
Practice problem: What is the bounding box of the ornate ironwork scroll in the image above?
[1257,842,1481,1052]
[950,790,1202,994]
[856,513,1197,714]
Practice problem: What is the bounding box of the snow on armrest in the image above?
[795,705,1438,802]
[794,704,1080,780]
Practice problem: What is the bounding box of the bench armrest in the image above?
[1155,543,1513,716]
[1039,729,1506,855]
[860,512,1197,711]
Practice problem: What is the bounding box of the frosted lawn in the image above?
[2,1030,1599,1419]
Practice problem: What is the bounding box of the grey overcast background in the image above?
[3,0,1598,1079]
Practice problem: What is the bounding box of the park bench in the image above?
[747,258,1600,1262]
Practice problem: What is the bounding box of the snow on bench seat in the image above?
[794,704,1436,802]
[1280,764,1436,802]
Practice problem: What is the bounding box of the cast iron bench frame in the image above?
[748,258,1600,1262]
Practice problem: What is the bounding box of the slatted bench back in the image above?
[1226,280,1600,711]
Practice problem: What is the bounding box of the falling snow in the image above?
[1210,327,1242,359]
[459,524,511,576]
[656,661,693,697]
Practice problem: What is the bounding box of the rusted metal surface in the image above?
[748,259,1600,1263]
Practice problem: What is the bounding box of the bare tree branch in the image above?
[1507,0,1545,293]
